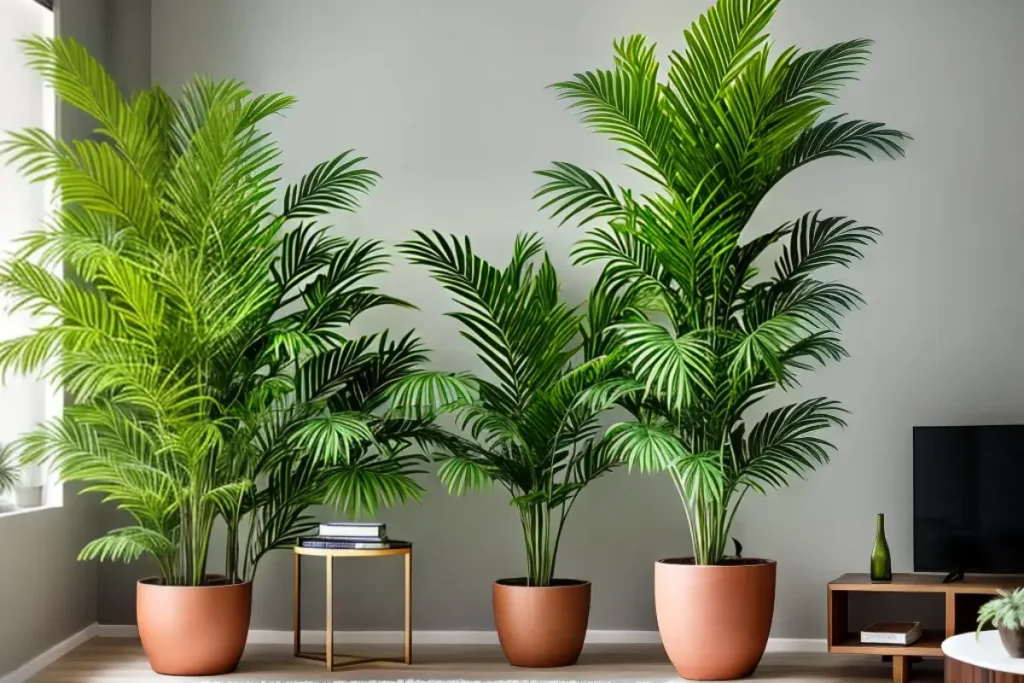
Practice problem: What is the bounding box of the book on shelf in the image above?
[860,622,922,645]
[318,522,385,538]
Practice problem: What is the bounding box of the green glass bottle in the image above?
[870,513,892,582]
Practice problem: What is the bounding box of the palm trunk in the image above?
[225,517,239,583]
[522,505,554,586]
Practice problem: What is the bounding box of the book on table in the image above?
[318,522,385,538]
[298,536,410,550]
[860,622,922,645]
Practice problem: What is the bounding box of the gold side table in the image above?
[293,542,412,671]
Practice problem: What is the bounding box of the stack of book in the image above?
[298,522,391,549]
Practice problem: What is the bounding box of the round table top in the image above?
[943,631,1024,674]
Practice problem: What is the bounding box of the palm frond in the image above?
[78,527,177,564]
[282,151,379,219]
[604,420,685,473]
[323,464,426,518]
[735,398,847,492]
[781,115,910,174]
[533,162,626,227]
[614,322,714,411]
[385,370,479,418]
[774,211,880,282]
[437,456,495,495]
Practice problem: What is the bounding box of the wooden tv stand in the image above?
[828,573,1024,683]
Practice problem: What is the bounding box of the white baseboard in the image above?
[96,625,825,652]
[765,638,827,653]
[0,623,97,683]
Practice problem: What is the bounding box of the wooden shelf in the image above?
[829,629,945,657]
[829,572,1024,594]
[827,572,1024,683]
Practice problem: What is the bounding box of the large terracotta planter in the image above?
[137,577,252,675]
[492,578,591,667]
[655,558,776,680]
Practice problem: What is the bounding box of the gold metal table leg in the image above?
[293,552,301,656]
[325,555,334,672]
[404,551,412,664]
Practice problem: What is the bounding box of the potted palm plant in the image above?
[0,36,442,676]
[387,232,637,667]
[535,0,909,678]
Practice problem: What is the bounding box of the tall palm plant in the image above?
[536,0,909,565]
[0,36,438,586]
[386,232,636,586]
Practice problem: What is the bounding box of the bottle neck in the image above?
[876,514,885,534]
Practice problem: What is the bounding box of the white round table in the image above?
[943,631,1024,681]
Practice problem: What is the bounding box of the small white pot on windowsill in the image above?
[14,466,43,509]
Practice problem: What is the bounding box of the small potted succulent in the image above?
[978,588,1024,657]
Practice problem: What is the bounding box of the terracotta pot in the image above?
[1000,626,1024,657]
[137,577,252,675]
[492,578,591,667]
[655,558,776,680]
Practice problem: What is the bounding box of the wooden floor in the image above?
[28,639,945,682]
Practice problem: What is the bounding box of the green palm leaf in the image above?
[323,465,425,518]
[533,162,626,227]
[289,413,375,464]
[385,370,479,418]
[614,322,714,411]
[437,456,495,495]
[605,420,685,473]
[736,398,847,492]
[78,527,176,563]
[774,211,880,282]
[282,151,379,219]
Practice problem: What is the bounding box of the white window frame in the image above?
[0,0,60,517]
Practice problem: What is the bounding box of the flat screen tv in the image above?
[914,425,1024,575]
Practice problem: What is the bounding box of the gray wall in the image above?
[0,491,97,677]
[90,0,1024,639]
[0,0,152,677]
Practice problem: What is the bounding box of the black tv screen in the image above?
[914,425,1024,574]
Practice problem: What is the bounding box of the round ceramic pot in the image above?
[137,577,252,675]
[655,558,776,680]
[1000,626,1024,657]
[492,578,591,667]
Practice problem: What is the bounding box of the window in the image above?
[0,0,59,514]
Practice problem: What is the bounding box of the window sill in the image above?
[0,502,61,520]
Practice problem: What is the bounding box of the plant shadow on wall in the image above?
[0,36,451,676]
[386,232,640,667]
[534,0,910,679]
